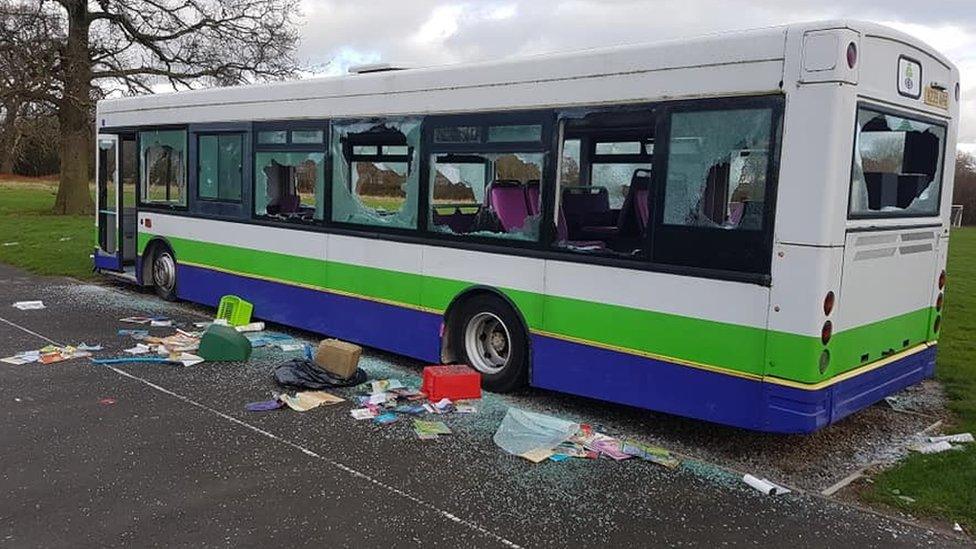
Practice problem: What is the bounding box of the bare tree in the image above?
[0,4,60,173]
[1,0,301,214]
[953,151,976,226]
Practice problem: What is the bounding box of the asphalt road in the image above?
[0,263,965,548]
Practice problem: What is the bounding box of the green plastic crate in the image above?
[216,295,253,327]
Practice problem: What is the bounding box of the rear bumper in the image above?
[762,343,936,433]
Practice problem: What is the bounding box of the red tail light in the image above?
[823,291,835,316]
[938,270,946,289]
[936,293,944,311]
[821,321,833,345]
[846,42,858,69]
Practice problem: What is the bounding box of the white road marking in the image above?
[0,316,62,346]
[0,314,522,549]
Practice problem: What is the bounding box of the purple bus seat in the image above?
[557,206,605,249]
[526,180,541,214]
[562,186,610,227]
[279,194,301,214]
[635,188,649,228]
[581,169,651,237]
[728,201,745,225]
[432,205,478,233]
[488,181,530,232]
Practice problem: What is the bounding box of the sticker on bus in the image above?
[897,56,922,99]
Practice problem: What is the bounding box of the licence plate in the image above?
[924,86,949,110]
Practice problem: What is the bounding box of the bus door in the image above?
[95,133,138,273]
[96,134,122,271]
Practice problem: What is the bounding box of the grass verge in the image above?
[0,180,95,279]
[860,227,976,531]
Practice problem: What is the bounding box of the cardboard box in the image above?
[313,339,362,379]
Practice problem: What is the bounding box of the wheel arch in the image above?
[440,285,532,364]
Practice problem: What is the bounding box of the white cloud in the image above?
[411,5,464,46]
[879,21,975,55]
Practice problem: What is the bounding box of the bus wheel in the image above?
[451,293,528,393]
[151,246,178,301]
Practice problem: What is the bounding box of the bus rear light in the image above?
[934,316,942,333]
[846,42,858,69]
[936,292,944,311]
[823,291,835,316]
[957,82,961,102]
[821,321,833,345]
[818,349,830,374]
[938,270,946,289]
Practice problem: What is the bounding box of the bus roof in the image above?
[96,20,956,127]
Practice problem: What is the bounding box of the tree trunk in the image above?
[53,0,94,215]
[0,100,21,174]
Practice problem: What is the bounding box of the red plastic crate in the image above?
[422,365,481,401]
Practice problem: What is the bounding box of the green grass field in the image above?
[359,195,405,212]
[0,181,95,279]
[0,179,973,528]
[861,227,976,531]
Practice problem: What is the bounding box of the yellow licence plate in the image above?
[924,86,949,110]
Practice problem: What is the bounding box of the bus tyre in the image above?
[151,246,178,301]
[451,294,529,393]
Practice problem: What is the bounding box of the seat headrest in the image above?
[488,179,523,189]
[630,169,652,189]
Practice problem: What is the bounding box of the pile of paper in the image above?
[243,331,303,351]
[351,378,479,422]
[1,345,92,365]
[114,328,204,366]
[279,390,344,412]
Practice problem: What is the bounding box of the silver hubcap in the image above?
[153,252,176,292]
[464,312,511,375]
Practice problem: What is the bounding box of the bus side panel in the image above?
[532,259,771,429]
[176,263,443,363]
[531,334,765,430]
[420,245,547,327]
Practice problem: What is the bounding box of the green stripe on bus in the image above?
[138,233,935,384]
[766,307,936,382]
[541,295,767,375]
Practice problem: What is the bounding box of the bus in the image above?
[92,20,959,433]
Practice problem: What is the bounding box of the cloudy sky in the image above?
[295,0,976,152]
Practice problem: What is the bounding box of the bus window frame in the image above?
[421,110,556,248]
[251,119,329,224]
[195,131,245,204]
[552,107,657,258]
[134,125,190,211]
[845,102,948,221]
[648,95,784,275]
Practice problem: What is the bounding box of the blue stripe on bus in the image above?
[177,263,443,363]
[531,334,935,433]
[176,262,936,433]
[93,251,121,272]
